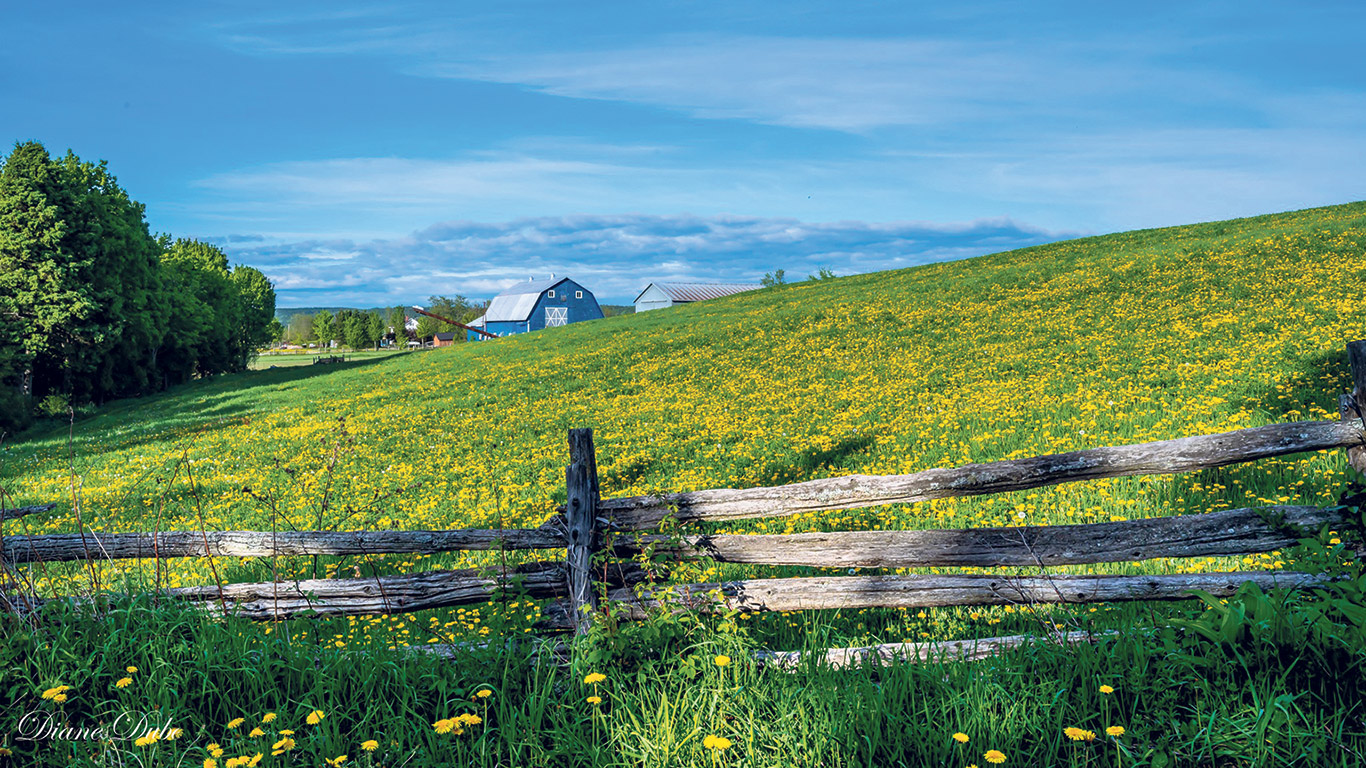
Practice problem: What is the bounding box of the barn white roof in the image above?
[484,277,571,322]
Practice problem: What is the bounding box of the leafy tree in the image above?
[808,267,836,281]
[339,309,370,351]
[761,269,787,287]
[0,142,95,410]
[285,313,314,346]
[313,309,334,347]
[386,306,410,345]
[416,296,475,344]
[413,315,436,343]
[160,238,239,378]
[227,265,276,368]
[366,312,386,349]
[0,142,277,423]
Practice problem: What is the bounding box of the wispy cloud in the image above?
[210,10,1278,135]
[218,213,1069,306]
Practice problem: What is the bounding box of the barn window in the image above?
[548,289,556,298]
[575,290,583,299]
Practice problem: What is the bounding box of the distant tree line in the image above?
[281,296,486,349]
[0,141,277,432]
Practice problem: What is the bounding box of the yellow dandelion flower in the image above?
[277,729,294,736]
[306,710,325,725]
[40,685,70,700]
[115,678,133,689]
[326,756,348,767]
[458,713,482,726]
[208,743,225,758]
[270,736,295,754]
[52,693,67,703]
[0,748,11,757]
[126,666,138,674]
[583,673,606,685]
[434,719,455,734]
[1099,685,1114,694]
[702,735,732,751]
[475,689,493,699]
[134,730,160,747]
[1064,727,1096,742]
[165,728,183,740]
[261,713,277,723]
[587,695,602,705]
[984,750,1007,764]
[247,753,263,767]
[204,760,218,768]
[952,732,969,743]
[226,718,245,730]
[360,740,379,752]
[1106,726,1125,737]
[248,727,265,738]
[714,655,731,667]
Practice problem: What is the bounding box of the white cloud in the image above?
[217,212,1068,306]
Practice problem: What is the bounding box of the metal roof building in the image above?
[466,276,604,340]
[633,282,763,313]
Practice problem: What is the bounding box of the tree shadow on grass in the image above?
[9,357,393,459]
[1156,344,1357,518]
[760,432,878,489]
[1238,347,1351,423]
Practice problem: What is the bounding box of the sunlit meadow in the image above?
[4,202,1366,766]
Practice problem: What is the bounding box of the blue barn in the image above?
[467,277,604,340]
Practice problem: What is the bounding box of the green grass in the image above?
[249,349,409,369]
[5,568,1365,767]
[5,201,1366,765]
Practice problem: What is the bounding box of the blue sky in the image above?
[4,1,1364,304]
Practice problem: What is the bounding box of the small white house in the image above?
[633,282,763,312]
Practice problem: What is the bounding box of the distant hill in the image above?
[275,306,387,324]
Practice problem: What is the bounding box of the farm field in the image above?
[248,349,410,370]
[5,201,1366,766]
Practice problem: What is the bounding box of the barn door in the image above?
[545,306,568,327]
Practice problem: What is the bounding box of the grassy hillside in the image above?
[9,203,1364,539]
[6,202,1366,767]
[5,198,1366,646]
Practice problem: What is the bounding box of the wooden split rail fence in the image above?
[5,341,1366,665]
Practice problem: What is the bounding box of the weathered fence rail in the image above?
[595,571,1323,618]
[6,339,1366,666]
[2,527,563,564]
[161,561,570,620]
[587,420,1363,529]
[609,505,1344,568]
[0,503,55,524]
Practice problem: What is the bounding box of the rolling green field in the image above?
[5,202,1366,766]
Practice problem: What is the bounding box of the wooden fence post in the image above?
[1343,340,1366,474]
[565,428,601,635]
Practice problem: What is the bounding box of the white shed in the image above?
[633,282,763,312]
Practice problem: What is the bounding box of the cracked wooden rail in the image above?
[588,571,1322,619]
[13,562,568,621]
[2,528,565,564]
[586,420,1364,530]
[0,503,56,524]
[611,505,1349,568]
